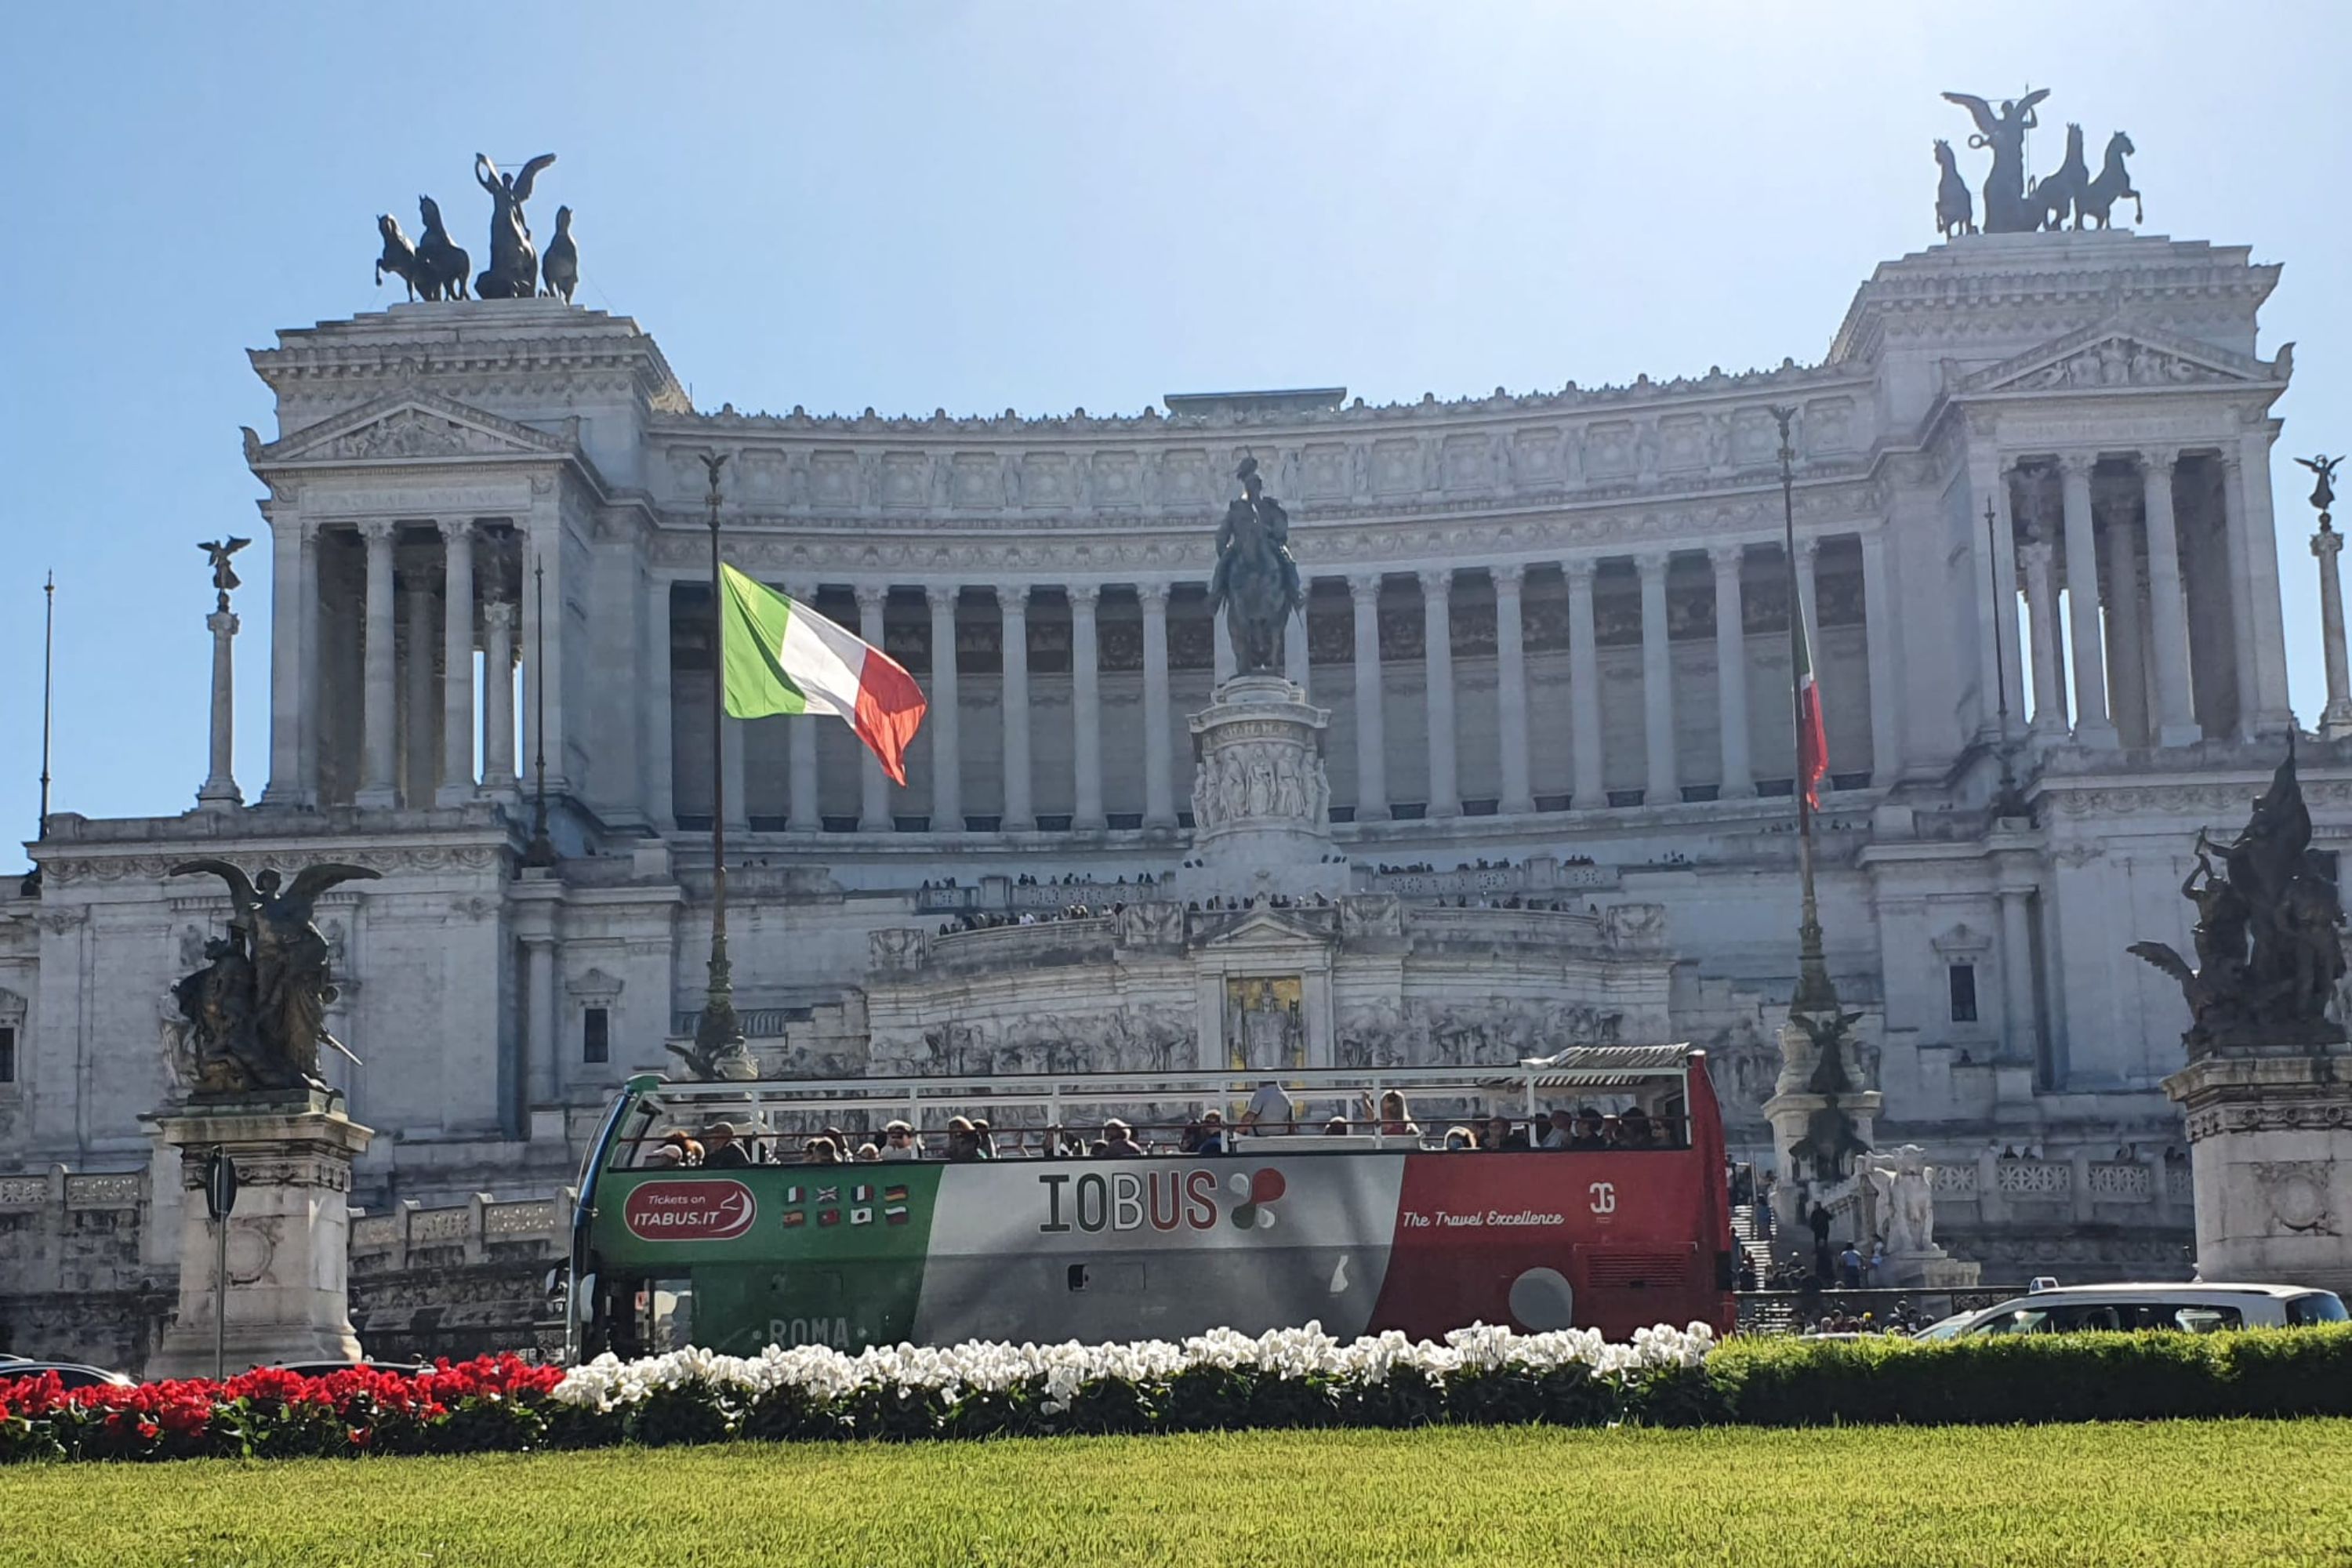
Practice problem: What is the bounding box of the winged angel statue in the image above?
[168,860,379,1095]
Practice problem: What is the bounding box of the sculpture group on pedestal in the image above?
[166,861,379,1096]
[371,154,578,303]
[1936,89,2141,236]
[2131,741,2348,1055]
[1209,456,1303,677]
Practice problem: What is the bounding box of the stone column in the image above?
[1420,568,1459,817]
[785,579,820,833]
[1140,583,1175,829]
[197,601,242,811]
[998,583,1034,831]
[1969,452,2024,741]
[401,557,437,806]
[2226,437,2297,735]
[261,517,306,807]
[642,574,674,831]
[855,585,892,832]
[2020,539,2068,739]
[1069,584,1105,831]
[1997,884,2037,1067]
[2316,527,2352,739]
[1860,532,1900,786]
[1637,551,1676,804]
[1491,564,1534,814]
[481,601,517,791]
[1284,597,1311,695]
[437,521,477,805]
[1708,546,1752,797]
[295,523,321,804]
[2140,448,2201,746]
[355,521,399,808]
[2102,506,2150,747]
[1347,574,1388,820]
[927,585,963,831]
[2059,455,2118,747]
[1567,560,1604,809]
[524,932,559,1106]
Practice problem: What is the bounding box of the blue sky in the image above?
[2,1,2347,865]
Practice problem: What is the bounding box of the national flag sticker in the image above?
[852,1184,874,1203]
[780,1210,807,1229]
[815,1186,840,1204]
[884,1205,910,1226]
[784,1185,804,1205]
[850,1207,873,1226]
[817,1209,842,1228]
[881,1184,909,1203]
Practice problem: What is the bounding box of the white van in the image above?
[1916,1280,2348,1338]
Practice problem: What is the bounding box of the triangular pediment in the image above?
[1956,319,2284,397]
[246,387,574,468]
[1197,907,1334,953]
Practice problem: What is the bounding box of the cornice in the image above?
[251,299,690,414]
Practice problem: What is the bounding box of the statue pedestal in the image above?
[1762,1014,1882,1237]
[2165,1040,2352,1294]
[145,1090,374,1378]
[1882,1249,1982,1290]
[1175,675,1350,903]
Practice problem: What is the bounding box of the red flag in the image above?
[1794,588,1828,809]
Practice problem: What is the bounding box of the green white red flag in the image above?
[717,563,927,786]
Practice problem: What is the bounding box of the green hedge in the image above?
[1706,1323,2352,1425]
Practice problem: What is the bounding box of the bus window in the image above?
[2288,1292,2350,1325]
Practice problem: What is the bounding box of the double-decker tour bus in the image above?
[564,1045,1735,1359]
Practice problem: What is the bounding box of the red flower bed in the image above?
[0,1356,565,1462]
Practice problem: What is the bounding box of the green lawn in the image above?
[5,1421,2349,1567]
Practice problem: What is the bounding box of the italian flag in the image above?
[718,564,927,785]
[1793,579,1828,810]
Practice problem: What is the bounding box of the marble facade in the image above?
[1,228,2339,1287]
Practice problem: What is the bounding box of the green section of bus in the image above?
[686,1259,932,1353]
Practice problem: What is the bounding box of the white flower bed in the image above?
[552,1321,1715,1435]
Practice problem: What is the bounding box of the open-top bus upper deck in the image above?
[571,1047,1735,1357]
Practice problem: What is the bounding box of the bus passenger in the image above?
[1538,1109,1576,1149]
[1360,1091,1418,1139]
[1241,1080,1297,1135]
[701,1121,752,1169]
[1098,1120,1145,1158]
[944,1117,989,1163]
[971,1119,998,1159]
[1620,1108,1660,1149]
[1567,1109,1609,1150]
[1483,1115,1530,1152]
[644,1131,701,1168]
[802,1136,846,1165]
[855,1142,882,1162]
[1442,1126,1479,1151]
[1323,1116,1351,1136]
[880,1120,921,1162]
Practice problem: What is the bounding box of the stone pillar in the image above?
[2226,436,2296,735]
[481,601,517,792]
[2102,506,2150,748]
[295,523,321,805]
[1140,583,1174,829]
[1284,597,1311,696]
[1420,568,1459,817]
[1492,564,1534,814]
[146,1094,374,1377]
[1860,532,1900,786]
[2317,528,2352,740]
[2059,455,2118,748]
[855,585,892,832]
[2140,448,2201,746]
[261,518,306,808]
[1069,584,1105,831]
[2020,539,2068,739]
[927,585,963,831]
[355,521,399,808]
[998,583,1034,831]
[1997,884,2037,1067]
[1567,560,1604,809]
[197,603,242,811]
[401,557,437,806]
[1708,546,1752,798]
[2167,1040,2352,1298]
[643,574,674,832]
[1637,551,1676,804]
[785,580,819,833]
[524,932,559,1107]
[1347,574,1388,820]
[437,521,477,805]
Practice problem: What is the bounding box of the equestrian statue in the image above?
[1208,456,1305,678]
[1937,89,2143,238]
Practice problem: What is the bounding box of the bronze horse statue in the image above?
[414,196,471,300]
[1209,457,1302,677]
[2028,122,2089,231]
[2078,132,2142,229]
[1933,140,1975,238]
[374,214,420,300]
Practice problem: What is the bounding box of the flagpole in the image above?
[23,572,54,898]
[1772,408,1835,1016]
[693,452,750,1078]
[1983,498,2027,818]
[521,555,558,869]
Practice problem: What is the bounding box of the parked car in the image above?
[267,1360,431,1378]
[0,1361,135,1389]
[1915,1280,2348,1338]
